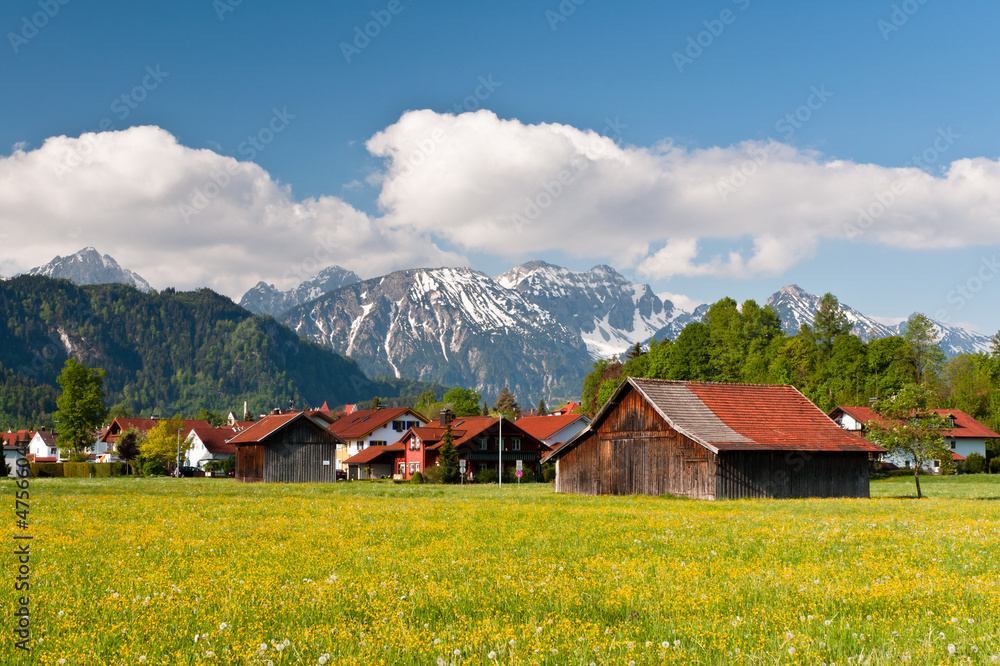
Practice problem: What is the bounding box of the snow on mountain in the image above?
[497,260,687,359]
[281,266,592,402]
[765,284,990,356]
[25,247,152,292]
[238,265,361,317]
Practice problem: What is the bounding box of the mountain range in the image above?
[14,248,994,403]
[24,247,152,292]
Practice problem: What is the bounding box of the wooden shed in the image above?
[230,411,346,483]
[544,378,884,500]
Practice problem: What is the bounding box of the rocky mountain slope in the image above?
[281,267,593,403]
[25,247,152,292]
[238,266,361,318]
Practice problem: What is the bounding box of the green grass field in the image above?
[3,476,1000,665]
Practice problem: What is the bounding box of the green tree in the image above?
[437,425,459,484]
[991,331,1000,359]
[812,293,852,357]
[493,386,520,419]
[368,396,382,411]
[0,455,10,477]
[54,359,109,457]
[904,314,945,385]
[107,403,133,421]
[194,408,224,427]
[536,398,547,415]
[669,323,712,381]
[704,297,743,381]
[868,383,948,499]
[441,388,482,417]
[139,419,194,470]
[626,342,644,361]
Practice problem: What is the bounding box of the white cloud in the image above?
[0,126,464,296]
[657,291,704,314]
[367,110,1000,279]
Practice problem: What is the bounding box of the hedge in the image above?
[26,462,128,478]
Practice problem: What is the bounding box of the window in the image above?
[370,440,386,447]
[392,420,403,431]
[479,437,488,451]
[512,438,521,451]
[950,440,956,450]
[409,462,420,474]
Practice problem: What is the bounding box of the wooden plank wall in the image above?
[237,420,338,483]
[556,388,716,499]
[716,451,870,499]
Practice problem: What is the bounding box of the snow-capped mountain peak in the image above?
[25,247,152,292]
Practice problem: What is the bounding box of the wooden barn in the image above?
[230,411,346,483]
[544,378,884,500]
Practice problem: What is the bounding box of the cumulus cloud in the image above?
[368,110,1000,279]
[0,126,463,296]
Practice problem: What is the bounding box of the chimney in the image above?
[440,409,455,427]
[271,408,281,415]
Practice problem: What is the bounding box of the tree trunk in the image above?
[914,466,922,499]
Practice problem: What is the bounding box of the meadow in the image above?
[3,475,1000,665]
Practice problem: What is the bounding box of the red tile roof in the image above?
[2,430,35,447]
[551,402,581,415]
[344,442,404,465]
[515,414,588,440]
[189,427,237,455]
[100,418,211,443]
[329,408,426,439]
[833,405,1000,439]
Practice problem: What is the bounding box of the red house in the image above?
[343,411,550,481]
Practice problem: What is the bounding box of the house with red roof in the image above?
[230,411,347,483]
[97,417,212,459]
[343,410,550,481]
[328,407,428,471]
[186,426,246,470]
[26,428,58,463]
[550,402,582,416]
[545,377,884,500]
[515,413,590,449]
[830,405,998,472]
[3,429,34,475]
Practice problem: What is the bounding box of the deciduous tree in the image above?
[868,383,947,499]
[55,359,109,457]
[139,419,194,469]
[904,314,945,384]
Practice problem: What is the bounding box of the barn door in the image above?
[685,459,710,499]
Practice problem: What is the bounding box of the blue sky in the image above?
[3,0,1000,335]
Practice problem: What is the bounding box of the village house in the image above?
[328,407,427,471]
[343,410,549,481]
[186,425,249,470]
[3,429,34,475]
[26,428,58,463]
[829,405,998,472]
[545,378,884,500]
[230,411,347,483]
[96,417,212,460]
[515,412,590,449]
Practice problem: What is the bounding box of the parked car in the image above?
[336,470,347,481]
[178,466,200,477]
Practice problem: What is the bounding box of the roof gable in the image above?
[229,412,345,446]
[515,414,589,440]
[328,408,427,439]
[832,405,1000,439]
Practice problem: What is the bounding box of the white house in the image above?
[830,405,998,471]
[186,426,240,469]
[328,407,428,471]
[3,430,34,476]
[515,413,591,449]
[26,429,59,463]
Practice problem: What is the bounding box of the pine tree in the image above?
[494,386,520,419]
[438,424,459,484]
[626,342,644,360]
[813,293,852,356]
[537,398,547,415]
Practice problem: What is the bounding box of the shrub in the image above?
[64,462,94,477]
[67,451,90,463]
[410,471,424,484]
[964,452,986,474]
[422,466,444,484]
[991,457,1000,474]
[30,462,64,477]
[541,463,556,483]
[476,468,498,485]
[141,459,169,477]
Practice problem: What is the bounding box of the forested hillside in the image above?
[0,275,436,428]
[581,295,1000,438]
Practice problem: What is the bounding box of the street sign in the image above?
[516,459,522,471]
[515,470,522,478]
[459,459,466,471]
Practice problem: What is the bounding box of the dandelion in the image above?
[788,647,795,656]
[948,644,956,655]
[488,651,496,659]
[218,622,227,630]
